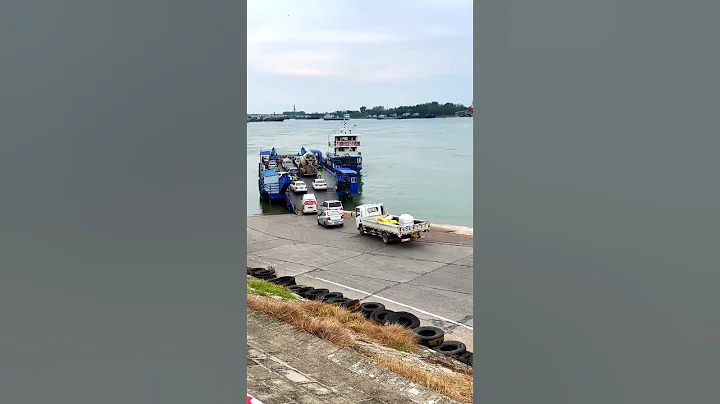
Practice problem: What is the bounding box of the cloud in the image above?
[247,0,472,82]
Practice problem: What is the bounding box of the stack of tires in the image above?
[247,267,473,367]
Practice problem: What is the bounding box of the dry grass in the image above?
[247,295,354,347]
[299,300,419,352]
[372,354,474,404]
[246,295,418,352]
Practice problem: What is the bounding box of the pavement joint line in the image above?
[307,276,474,331]
[248,256,474,330]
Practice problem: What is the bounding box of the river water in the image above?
[246,118,473,227]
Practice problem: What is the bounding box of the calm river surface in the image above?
[247,118,473,227]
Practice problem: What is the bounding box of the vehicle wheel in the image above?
[385,311,421,329]
[339,223,344,227]
[381,232,390,244]
[358,225,366,235]
[412,326,445,347]
[432,341,467,357]
[323,221,328,228]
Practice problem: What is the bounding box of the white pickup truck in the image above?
[352,203,430,244]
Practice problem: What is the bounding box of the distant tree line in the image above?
[349,102,468,118]
[268,101,469,118]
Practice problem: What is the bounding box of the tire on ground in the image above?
[458,351,473,366]
[412,326,445,347]
[340,299,362,311]
[304,288,330,300]
[432,341,467,357]
[291,286,312,296]
[248,267,266,276]
[319,292,344,302]
[287,285,306,292]
[385,311,421,329]
[359,302,385,317]
[326,297,350,306]
[252,269,276,279]
[298,287,316,298]
[370,309,395,325]
[270,276,296,286]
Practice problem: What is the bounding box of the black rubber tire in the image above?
[291,286,312,296]
[340,299,362,311]
[412,326,445,348]
[359,302,385,311]
[326,297,350,306]
[458,351,473,366]
[298,287,315,298]
[304,288,330,300]
[319,292,344,302]
[247,267,265,275]
[339,223,344,227]
[381,232,390,244]
[252,269,276,279]
[359,302,385,318]
[385,311,421,329]
[358,225,366,235]
[263,275,277,283]
[270,276,296,286]
[433,341,467,356]
[287,285,306,292]
[370,309,395,325]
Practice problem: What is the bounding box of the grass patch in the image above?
[372,354,474,403]
[247,278,297,300]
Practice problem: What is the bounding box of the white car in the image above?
[289,181,307,194]
[317,209,344,228]
[312,178,328,191]
[319,200,344,213]
[301,194,318,214]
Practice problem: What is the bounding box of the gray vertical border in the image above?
[0,1,248,403]
[475,0,720,403]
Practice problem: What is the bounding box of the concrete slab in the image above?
[372,242,472,264]
[322,254,446,283]
[452,255,473,267]
[323,235,388,254]
[301,270,399,295]
[248,227,279,244]
[377,283,473,324]
[409,265,474,295]
[252,244,363,268]
[248,239,298,254]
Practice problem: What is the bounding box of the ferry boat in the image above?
[258,147,293,211]
[325,117,363,172]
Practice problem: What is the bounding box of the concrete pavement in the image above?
[246,214,474,351]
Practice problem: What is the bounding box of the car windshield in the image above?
[329,202,342,208]
[328,212,342,218]
[315,180,325,184]
[296,182,305,186]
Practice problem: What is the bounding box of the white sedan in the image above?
[312,178,328,191]
[289,181,307,193]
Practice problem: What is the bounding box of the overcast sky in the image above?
[247,0,473,114]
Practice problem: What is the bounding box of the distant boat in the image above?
[324,113,349,121]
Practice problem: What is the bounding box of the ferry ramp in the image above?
[285,170,337,214]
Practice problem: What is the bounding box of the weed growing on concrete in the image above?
[247,278,297,300]
[372,354,474,403]
[247,295,354,347]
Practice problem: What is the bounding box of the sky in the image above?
[247,0,473,114]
